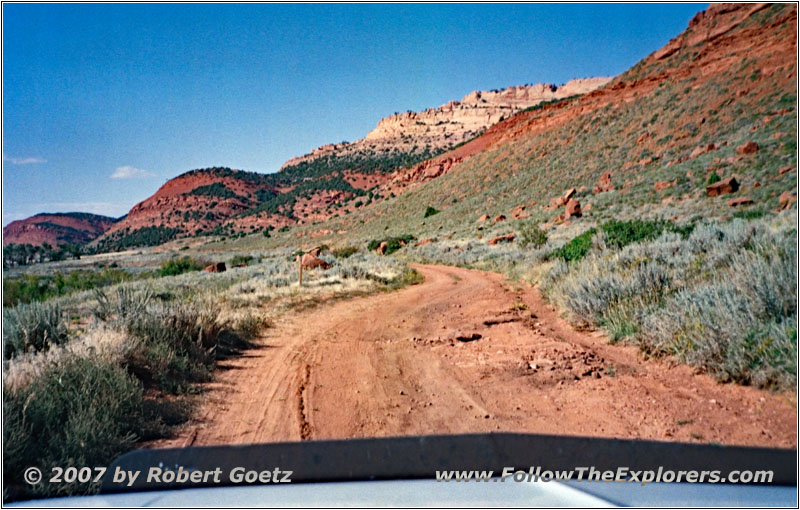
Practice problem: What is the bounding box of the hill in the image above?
[280,78,610,171]
[93,80,610,250]
[254,2,794,390]
[94,167,282,251]
[298,2,796,242]
[3,212,118,247]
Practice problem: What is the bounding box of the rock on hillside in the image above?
[280,78,611,170]
[3,212,118,247]
[317,3,796,241]
[90,79,611,251]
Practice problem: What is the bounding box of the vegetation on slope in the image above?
[283,4,798,389]
[2,249,418,501]
[408,213,797,389]
[94,226,185,252]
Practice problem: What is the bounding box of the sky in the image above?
[2,2,707,225]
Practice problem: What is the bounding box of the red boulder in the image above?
[203,262,227,273]
[706,176,740,197]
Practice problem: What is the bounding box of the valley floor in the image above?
[152,264,796,449]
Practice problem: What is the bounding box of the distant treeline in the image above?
[3,243,83,268]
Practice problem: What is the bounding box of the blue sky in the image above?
[2,3,706,224]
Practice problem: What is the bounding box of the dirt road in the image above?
[155,264,796,449]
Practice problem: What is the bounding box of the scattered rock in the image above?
[637,132,651,144]
[547,188,578,209]
[778,165,794,175]
[706,176,740,197]
[477,214,490,223]
[308,247,322,257]
[779,191,797,210]
[511,205,528,219]
[689,144,717,159]
[203,262,227,273]
[753,181,761,188]
[415,238,435,247]
[456,332,482,342]
[494,215,507,223]
[488,233,515,245]
[654,180,677,191]
[593,171,614,193]
[301,253,331,270]
[565,199,582,218]
[377,241,388,255]
[728,197,753,207]
[736,141,759,155]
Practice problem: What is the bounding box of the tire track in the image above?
[152,263,795,449]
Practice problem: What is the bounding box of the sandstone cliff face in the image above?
[3,213,118,247]
[281,78,611,169]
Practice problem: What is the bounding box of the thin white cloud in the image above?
[3,155,47,165]
[110,165,156,179]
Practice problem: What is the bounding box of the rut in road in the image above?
[154,264,796,449]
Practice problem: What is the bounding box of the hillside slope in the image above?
[302,2,795,242]
[94,80,610,250]
[3,212,118,247]
[95,168,283,250]
[255,2,795,391]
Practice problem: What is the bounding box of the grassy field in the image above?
[2,246,417,501]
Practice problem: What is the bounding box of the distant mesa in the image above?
[3,212,119,247]
[280,78,611,171]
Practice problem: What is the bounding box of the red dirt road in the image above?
[156,264,796,449]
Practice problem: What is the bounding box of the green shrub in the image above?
[332,246,359,259]
[541,216,797,389]
[92,287,153,322]
[186,182,244,201]
[424,206,440,218]
[367,234,415,255]
[234,312,271,340]
[95,226,183,252]
[121,302,221,393]
[551,228,596,262]
[4,356,143,500]
[3,302,69,359]
[91,289,223,394]
[3,269,133,308]
[159,256,202,277]
[518,222,548,249]
[733,209,766,220]
[707,171,721,185]
[229,254,254,267]
[601,219,693,249]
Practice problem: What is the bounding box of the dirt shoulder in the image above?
[153,263,796,449]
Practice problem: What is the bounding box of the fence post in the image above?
[297,254,303,286]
